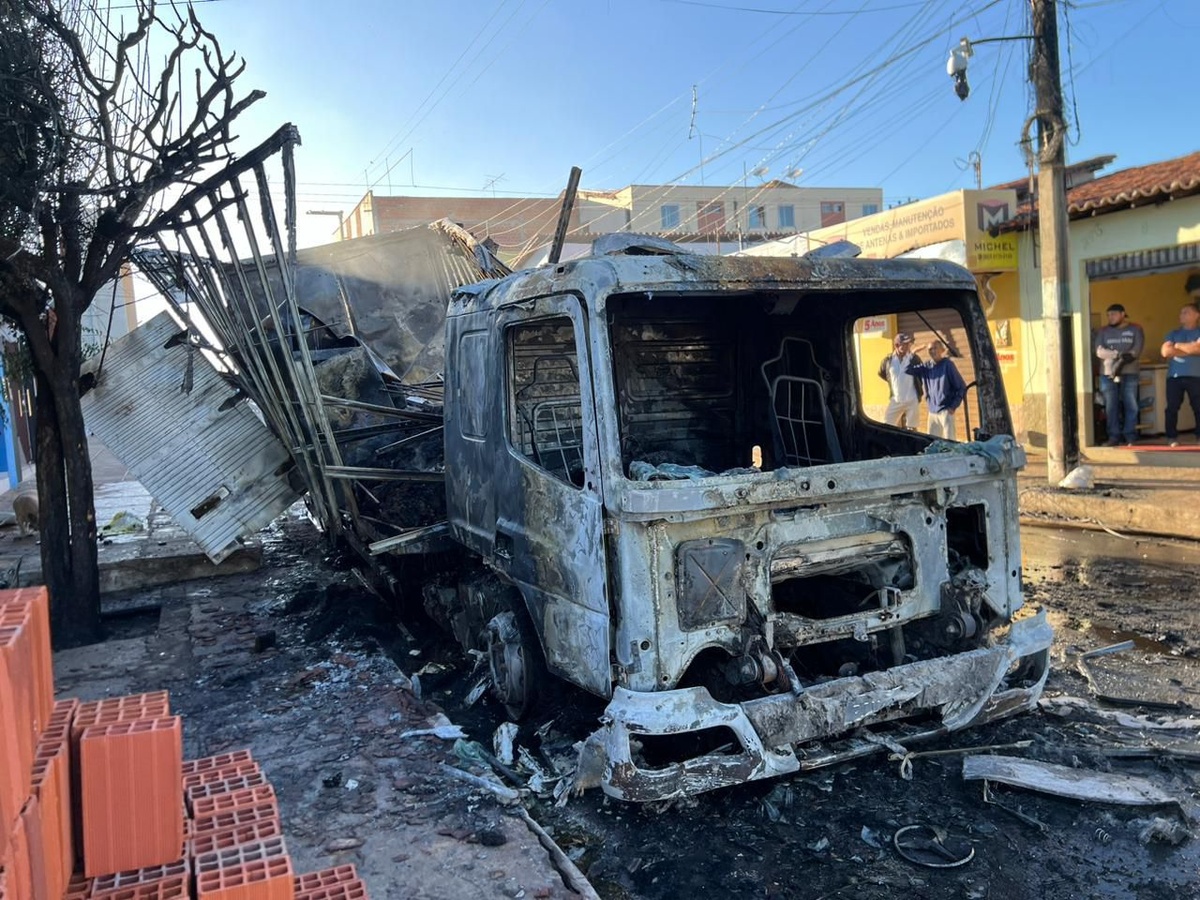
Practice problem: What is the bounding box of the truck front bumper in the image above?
[586,612,1053,802]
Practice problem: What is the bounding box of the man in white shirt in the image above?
[877,332,923,429]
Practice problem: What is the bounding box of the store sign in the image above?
[858,316,889,335]
[797,189,1019,272]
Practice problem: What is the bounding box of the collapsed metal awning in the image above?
[121,124,507,553]
[81,312,300,563]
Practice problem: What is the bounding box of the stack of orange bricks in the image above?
[0,588,370,900]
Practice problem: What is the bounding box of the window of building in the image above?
[507,317,585,487]
[820,201,845,227]
[778,205,795,229]
[661,204,681,230]
[697,201,726,233]
[862,203,880,216]
[748,206,767,229]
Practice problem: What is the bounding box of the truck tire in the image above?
[485,609,545,721]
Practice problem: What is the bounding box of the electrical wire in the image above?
[621,0,1002,236]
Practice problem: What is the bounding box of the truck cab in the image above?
[442,242,1051,801]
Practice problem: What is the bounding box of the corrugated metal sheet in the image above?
[81,312,301,563]
[235,219,510,385]
[1086,241,1200,281]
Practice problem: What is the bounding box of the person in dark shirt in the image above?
[1161,295,1200,446]
[1093,303,1144,446]
[906,340,967,441]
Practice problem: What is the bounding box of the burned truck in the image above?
[433,241,1051,801]
[91,128,1049,802]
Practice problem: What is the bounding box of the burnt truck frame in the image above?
[117,128,1048,802]
[439,248,1051,802]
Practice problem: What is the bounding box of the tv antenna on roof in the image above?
[483,173,506,197]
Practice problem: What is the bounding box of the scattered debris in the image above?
[892,824,974,868]
[324,838,364,852]
[400,724,467,741]
[1057,465,1095,490]
[1080,640,1136,659]
[860,825,885,849]
[101,510,145,534]
[981,781,1048,833]
[465,677,490,707]
[494,722,519,766]
[517,807,602,900]
[1077,650,1198,710]
[1040,696,1200,731]
[437,763,520,804]
[1138,817,1191,846]
[962,755,1178,806]
[889,740,1033,780]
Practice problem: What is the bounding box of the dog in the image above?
[12,493,38,537]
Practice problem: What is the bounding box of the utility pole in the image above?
[1030,0,1078,483]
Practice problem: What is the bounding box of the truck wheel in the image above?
[485,610,544,720]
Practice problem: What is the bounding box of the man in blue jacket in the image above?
[907,340,967,441]
[1161,294,1200,446]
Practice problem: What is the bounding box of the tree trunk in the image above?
[35,362,101,648]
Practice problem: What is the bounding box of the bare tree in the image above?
[0,0,263,646]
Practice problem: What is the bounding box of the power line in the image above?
[659,0,929,13]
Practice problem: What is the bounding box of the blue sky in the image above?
[191,0,1198,247]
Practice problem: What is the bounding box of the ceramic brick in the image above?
[0,588,53,738]
[71,691,172,865]
[195,853,294,900]
[97,878,190,900]
[186,771,269,810]
[64,871,91,900]
[181,750,254,779]
[294,882,368,900]
[187,816,282,860]
[90,858,188,898]
[22,794,51,900]
[0,618,36,825]
[0,603,42,749]
[48,698,77,730]
[193,835,288,880]
[181,761,261,795]
[80,715,184,877]
[189,803,279,841]
[73,692,171,743]
[32,731,71,900]
[6,807,32,900]
[293,866,358,893]
[190,785,276,823]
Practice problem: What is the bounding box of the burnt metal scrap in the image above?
[127,125,508,554]
[113,125,1051,802]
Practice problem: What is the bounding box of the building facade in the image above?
[741,152,1200,449]
[335,181,883,265]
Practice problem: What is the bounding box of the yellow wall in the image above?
[1089,272,1196,365]
[857,317,897,413]
[980,271,1025,432]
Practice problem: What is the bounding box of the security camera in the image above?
[947,37,973,100]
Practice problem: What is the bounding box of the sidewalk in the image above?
[1019,442,1200,541]
[0,435,260,593]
